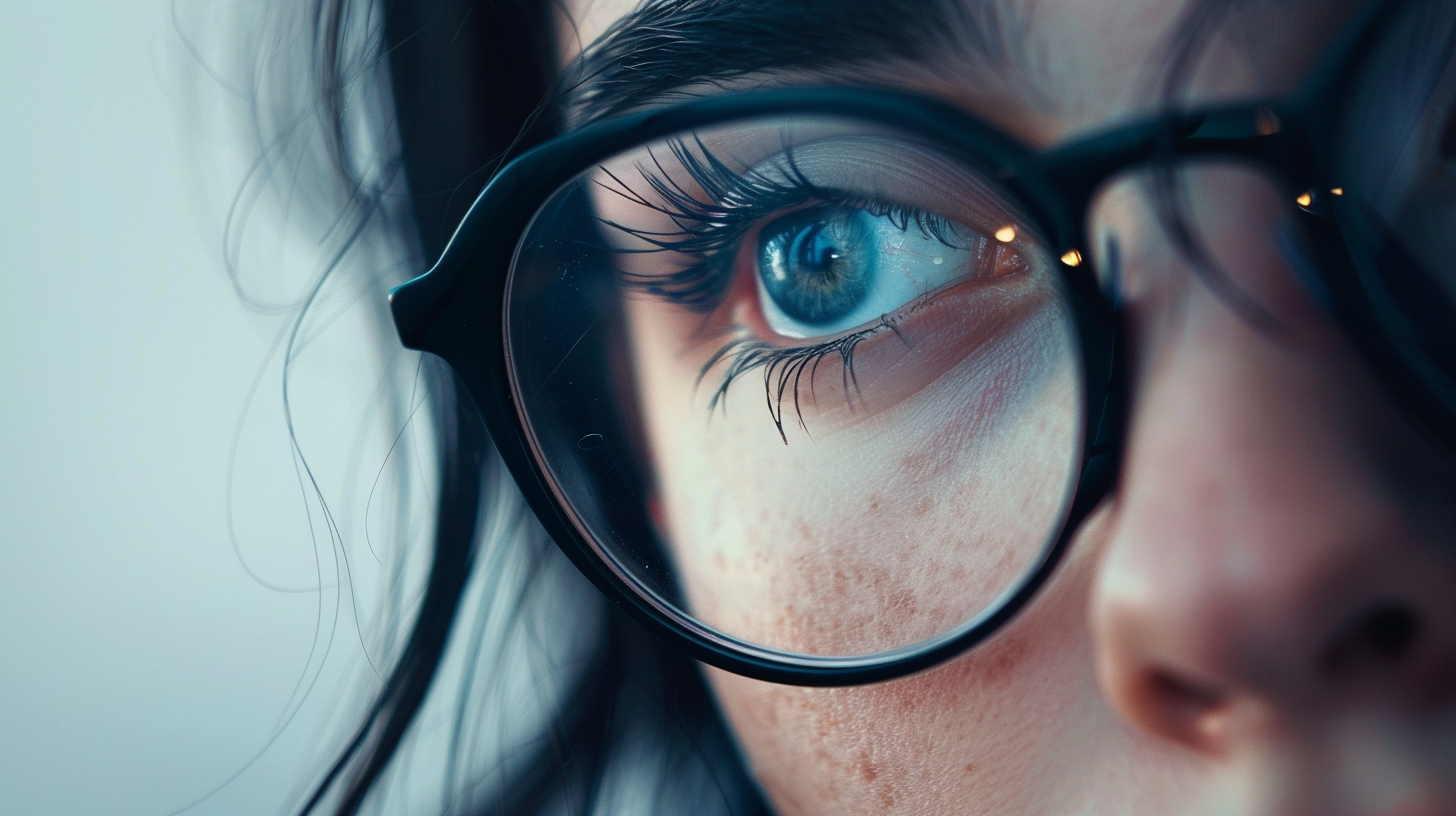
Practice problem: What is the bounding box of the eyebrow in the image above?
[563,0,1021,124]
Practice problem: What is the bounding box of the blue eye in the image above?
[754,204,991,339]
[757,208,874,326]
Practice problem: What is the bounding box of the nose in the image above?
[1086,170,1456,757]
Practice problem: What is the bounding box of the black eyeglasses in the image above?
[390,0,1456,686]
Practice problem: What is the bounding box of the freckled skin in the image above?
[556,0,1456,813]
[706,524,1125,816]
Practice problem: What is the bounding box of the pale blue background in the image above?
[0,2,397,813]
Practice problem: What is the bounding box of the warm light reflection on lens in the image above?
[995,226,1017,243]
[1255,108,1282,136]
[1297,192,1314,208]
[1061,249,1083,267]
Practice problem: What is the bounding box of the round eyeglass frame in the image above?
[389,0,1449,686]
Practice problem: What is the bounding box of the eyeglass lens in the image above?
[505,116,1086,661]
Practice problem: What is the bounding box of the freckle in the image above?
[978,631,1030,685]
[795,519,814,541]
[965,763,976,774]
[895,693,920,715]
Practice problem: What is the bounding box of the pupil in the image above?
[797,226,841,276]
[757,207,874,327]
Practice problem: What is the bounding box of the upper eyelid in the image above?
[603,142,960,254]
[597,148,822,247]
[650,138,1003,246]
[594,143,837,312]
[593,175,771,288]
[597,138,996,317]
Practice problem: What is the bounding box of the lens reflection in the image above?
[507,116,1084,660]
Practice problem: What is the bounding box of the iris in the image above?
[758,207,873,326]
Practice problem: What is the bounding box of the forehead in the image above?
[558,0,1358,143]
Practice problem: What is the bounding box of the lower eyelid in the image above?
[699,269,1057,441]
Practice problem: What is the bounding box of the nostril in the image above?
[1149,669,1226,711]
[1140,668,1232,748]
[1319,602,1423,678]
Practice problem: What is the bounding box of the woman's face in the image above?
[557,1,1456,813]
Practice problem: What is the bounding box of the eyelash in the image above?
[595,136,962,440]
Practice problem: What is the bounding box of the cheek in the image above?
[704,516,1113,816]
[619,258,1131,808]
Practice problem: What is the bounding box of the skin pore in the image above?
[556,1,1456,814]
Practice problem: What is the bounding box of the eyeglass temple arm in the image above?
[1031,103,1314,232]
